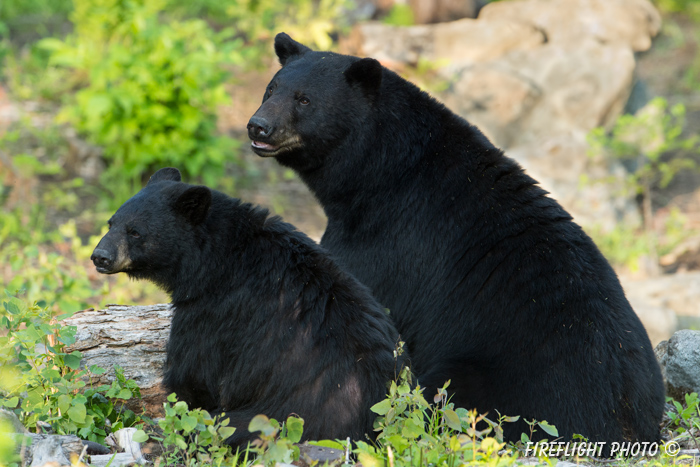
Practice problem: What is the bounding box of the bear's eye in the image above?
[299,96,310,106]
[128,229,141,239]
[267,87,273,96]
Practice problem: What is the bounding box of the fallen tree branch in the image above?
[65,304,172,417]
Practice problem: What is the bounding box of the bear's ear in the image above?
[148,167,181,185]
[345,58,383,99]
[275,32,311,66]
[175,186,212,225]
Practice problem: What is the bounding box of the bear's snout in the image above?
[91,248,114,273]
[247,116,273,140]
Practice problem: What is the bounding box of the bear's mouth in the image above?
[251,140,280,156]
[250,138,302,158]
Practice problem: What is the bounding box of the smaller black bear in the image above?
[91,167,406,447]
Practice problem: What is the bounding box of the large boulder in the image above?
[345,18,545,68]
[655,330,700,400]
[478,0,662,52]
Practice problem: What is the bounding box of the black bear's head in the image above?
[91,167,212,284]
[246,33,383,173]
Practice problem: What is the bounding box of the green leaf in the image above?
[285,416,304,444]
[538,420,559,437]
[67,403,87,423]
[64,352,82,370]
[116,388,132,400]
[443,409,462,432]
[358,451,382,467]
[174,436,188,450]
[180,414,198,433]
[248,414,275,436]
[370,399,392,415]
[132,430,149,443]
[2,397,19,408]
[89,365,107,375]
[401,418,424,439]
[218,426,236,440]
[308,439,345,450]
[57,394,72,413]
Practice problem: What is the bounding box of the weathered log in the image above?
[64,304,172,417]
[3,407,85,467]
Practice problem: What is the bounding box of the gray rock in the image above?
[298,444,344,466]
[29,436,72,467]
[655,330,700,400]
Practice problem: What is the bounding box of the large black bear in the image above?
[247,33,664,446]
[91,167,406,447]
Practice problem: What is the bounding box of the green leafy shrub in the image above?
[223,0,351,52]
[666,393,700,451]
[588,98,699,198]
[653,0,700,21]
[587,97,700,270]
[383,4,415,26]
[0,293,144,443]
[0,0,73,44]
[353,373,520,467]
[39,0,243,201]
[135,393,238,467]
[247,414,303,467]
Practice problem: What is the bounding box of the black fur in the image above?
[246,33,665,447]
[91,168,406,447]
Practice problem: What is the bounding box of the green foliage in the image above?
[654,0,700,21]
[137,393,238,467]
[165,0,351,51]
[588,97,699,197]
[0,418,19,467]
[355,373,519,467]
[0,0,73,43]
[666,393,700,451]
[39,0,243,200]
[1,220,96,313]
[134,395,305,466]
[248,414,303,467]
[585,209,691,272]
[586,97,700,270]
[0,293,143,444]
[586,223,652,272]
[383,4,415,26]
[1,42,76,102]
[224,0,351,52]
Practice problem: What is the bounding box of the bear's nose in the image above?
[91,248,114,270]
[247,116,273,139]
